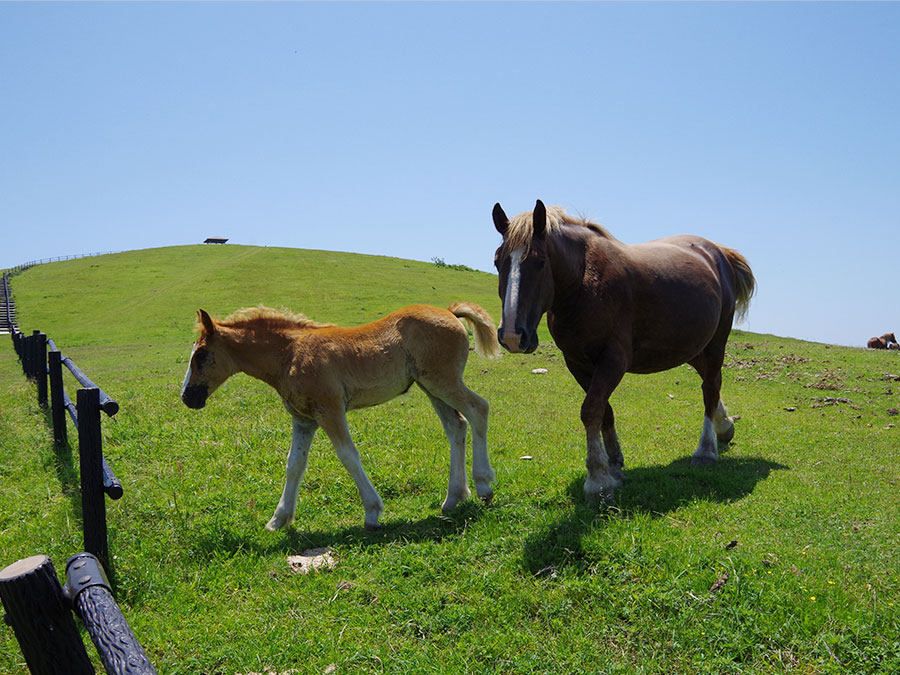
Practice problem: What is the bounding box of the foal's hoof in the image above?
[364,521,381,532]
[480,490,494,506]
[265,514,292,531]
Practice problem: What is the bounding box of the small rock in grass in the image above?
[531,368,549,375]
[287,548,336,574]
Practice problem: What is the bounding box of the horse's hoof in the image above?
[480,491,494,506]
[691,454,718,467]
[364,521,381,532]
[716,423,735,444]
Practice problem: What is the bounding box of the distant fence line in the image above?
[1,275,157,673]
[3,251,119,276]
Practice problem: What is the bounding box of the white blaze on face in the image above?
[181,346,196,397]
[502,247,524,338]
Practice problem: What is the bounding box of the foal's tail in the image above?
[720,246,756,324]
[449,302,502,360]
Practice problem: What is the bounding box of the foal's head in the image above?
[492,199,556,354]
[181,310,236,409]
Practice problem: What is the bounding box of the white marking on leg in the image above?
[501,247,524,350]
[713,399,735,442]
[692,416,719,464]
[322,415,384,529]
[584,428,620,501]
[266,418,317,531]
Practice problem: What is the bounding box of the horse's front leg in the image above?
[266,417,318,531]
[319,411,384,530]
[581,364,626,503]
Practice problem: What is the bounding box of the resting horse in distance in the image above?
[181,303,500,531]
[492,200,756,502]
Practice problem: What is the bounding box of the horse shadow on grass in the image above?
[522,454,788,577]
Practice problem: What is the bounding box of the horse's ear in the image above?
[198,309,216,336]
[492,203,509,236]
[533,200,547,237]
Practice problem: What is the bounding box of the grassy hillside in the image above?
[2,245,899,673]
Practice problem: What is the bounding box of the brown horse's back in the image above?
[621,235,747,373]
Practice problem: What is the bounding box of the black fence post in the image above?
[49,349,68,446]
[22,332,34,378]
[37,331,48,407]
[65,553,158,675]
[77,387,108,567]
[0,555,95,674]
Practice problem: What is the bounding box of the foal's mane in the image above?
[204,306,334,333]
[504,205,614,252]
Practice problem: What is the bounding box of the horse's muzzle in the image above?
[181,385,209,409]
[498,327,539,354]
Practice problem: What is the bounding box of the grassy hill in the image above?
[2,245,899,673]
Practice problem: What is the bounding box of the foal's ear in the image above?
[197,309,216,336]
[492,203,509,236]
[533,199,547,237]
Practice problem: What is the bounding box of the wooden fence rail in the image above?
[0,553,158,674]
[2,275,158,673]
[4,279,122,564]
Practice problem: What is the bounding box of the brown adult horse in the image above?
[867,333,896,349]
[492,200,756,501]
[181,303,500,531]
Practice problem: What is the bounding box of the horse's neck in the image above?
[547,227,590,304]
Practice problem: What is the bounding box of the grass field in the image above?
[2,245,899,674]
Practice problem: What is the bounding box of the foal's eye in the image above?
[194,349,210,368]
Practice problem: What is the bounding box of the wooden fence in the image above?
[2,275,157,674]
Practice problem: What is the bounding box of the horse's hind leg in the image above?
[603,402,625,482]
[422,391,471,513]
[691,358,734,465]
[266,416,318,531]
[318,410,384,530]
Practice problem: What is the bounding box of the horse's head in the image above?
[492,199,555,354]
[181,310,236,409]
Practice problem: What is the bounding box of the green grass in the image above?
[2,245,899,673]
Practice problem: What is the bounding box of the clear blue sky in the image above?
[2,2,898,347]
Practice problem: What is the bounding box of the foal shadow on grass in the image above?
[191,499,488,559]
[522,454,788,577]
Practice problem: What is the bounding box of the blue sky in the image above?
[2,2,898,347]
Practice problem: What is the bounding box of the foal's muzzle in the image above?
[181,385,209,409]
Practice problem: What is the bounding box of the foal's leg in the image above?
[422,391,471,513]
[266,416,318,531]
[318,410,384,530]
[420,381,494,505]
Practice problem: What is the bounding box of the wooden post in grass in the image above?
[48,349,68,445]
[0,555,95,674]
[64,553,158,675]
[37,331,48,408]
[78,387,108,566]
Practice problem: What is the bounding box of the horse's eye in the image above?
[194,349,210,368]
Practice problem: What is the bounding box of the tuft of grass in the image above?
[2,245,899,673]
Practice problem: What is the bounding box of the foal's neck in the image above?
[224,324,296,389]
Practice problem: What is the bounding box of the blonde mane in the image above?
[503,205,613,252]
[204,305,334,332]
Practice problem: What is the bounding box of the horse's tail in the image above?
[449,302,502,360]
[719,246,756,324]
